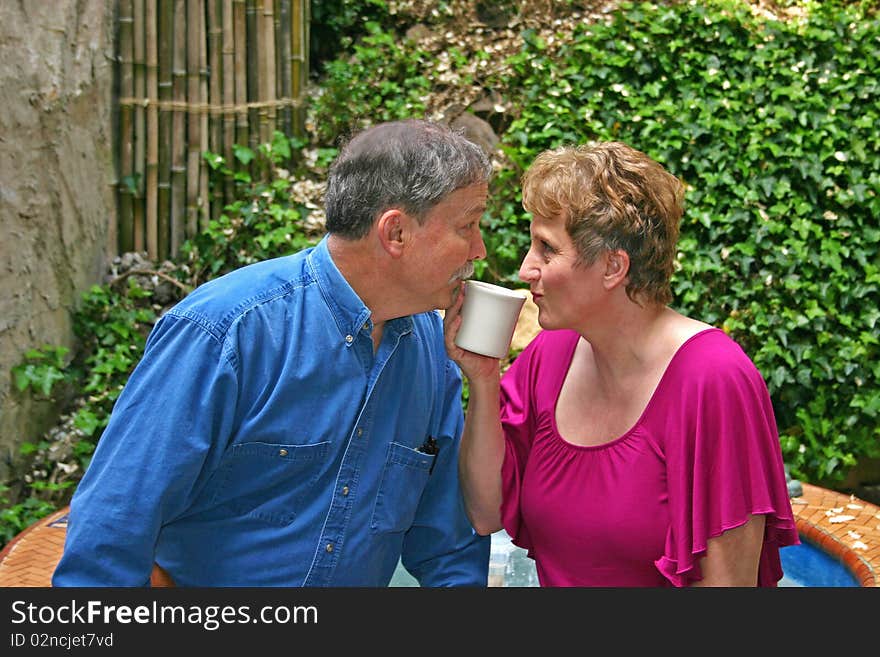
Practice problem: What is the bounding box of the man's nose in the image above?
[471,229,487,261]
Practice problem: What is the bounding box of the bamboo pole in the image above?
[276,0,291,137]
[117,0,135,253]
[118,0,313,256]
[252,0,262,148]
[157,0,173,260]
[233,0,248,152]
[145,0,159,260]
[222,0,235,207]
[199,0,210,231]
[170,0,187,255]
[246,0,259,151]
[207,0,223,221]
[261,0,277,145]
[133,0,146,253]
[303,0,310,135]
[186,0,202,239]
[291,0,308,137]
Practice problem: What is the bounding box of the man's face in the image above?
[403,182,488,311]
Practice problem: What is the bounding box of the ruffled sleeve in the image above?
[498,336,541,554]
[653,330,800,587]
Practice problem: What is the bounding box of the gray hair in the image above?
[324,119,493,239]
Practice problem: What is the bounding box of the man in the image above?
[52,119,492,586]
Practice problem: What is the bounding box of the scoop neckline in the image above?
[549,327,723,451]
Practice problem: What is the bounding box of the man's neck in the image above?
[327,233,398,325]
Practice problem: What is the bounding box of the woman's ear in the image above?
[376,209,405,258]
[603,249,630,290]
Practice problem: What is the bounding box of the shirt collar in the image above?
[307,235,413,342]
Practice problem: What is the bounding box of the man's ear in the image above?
[376,209,405,258]
[603,249,630,290]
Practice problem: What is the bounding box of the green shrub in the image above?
[309,0,392,74]
[183,131,321,283]
[0,484,60,548]
[308,21,433,144]
[11,346,70,397]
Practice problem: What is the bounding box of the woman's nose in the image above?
[518,249,539,283]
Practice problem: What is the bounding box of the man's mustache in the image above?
[449,261,475,283]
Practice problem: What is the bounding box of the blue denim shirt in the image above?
[53,236,489,586]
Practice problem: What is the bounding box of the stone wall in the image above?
[0,1,117,481]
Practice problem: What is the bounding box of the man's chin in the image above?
[409,291,455,316]
[432,285,460,313]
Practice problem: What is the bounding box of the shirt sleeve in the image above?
[52,313,239,586]
[498,337,540,555]
[401,336,491,586]
[654,334,800,587]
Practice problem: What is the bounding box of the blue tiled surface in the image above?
[779,540,859,587]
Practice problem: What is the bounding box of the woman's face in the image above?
[518,214,604,331]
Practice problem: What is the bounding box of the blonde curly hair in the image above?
[521,141,685,306]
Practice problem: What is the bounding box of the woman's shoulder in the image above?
[666,327,766,389]
[675,327,751,361]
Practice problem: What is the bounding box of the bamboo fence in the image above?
[115,0,310,260]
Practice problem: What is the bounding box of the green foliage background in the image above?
[4,0,879,545]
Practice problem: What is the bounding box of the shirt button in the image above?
[278,449,288,457]
[342,486,350,496]
[325,543,334,553]
[345,334,353,344]
[356,427,363,437]
[363,322,370,331]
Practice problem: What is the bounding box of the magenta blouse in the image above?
[499,328,800,587]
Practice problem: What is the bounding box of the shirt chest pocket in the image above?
[370,441,434,534]
[210,441,329,526]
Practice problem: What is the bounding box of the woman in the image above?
[445,141,799,586]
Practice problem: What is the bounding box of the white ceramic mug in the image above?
[454,280,527,358]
